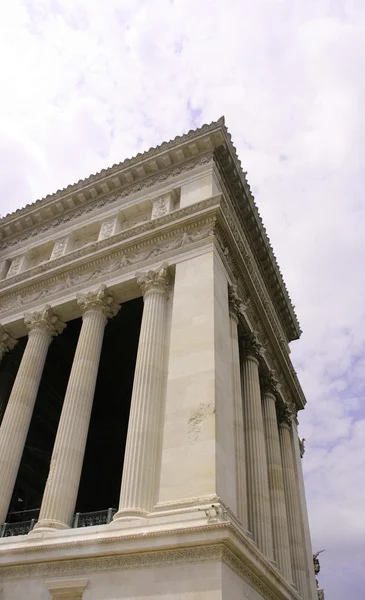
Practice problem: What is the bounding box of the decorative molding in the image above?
[228,283,247,322]
[215,219,306,410]
[0,216,216,317]
[76,284,120,319]
[260,371,280,397]
[0,543,222,580]
[0,155,213,250]
[137,263,170,297]
[241,331,264,361]
[0,194,218,293]
[46,578,88,600]
[24,305,66,337]
[1,539,300,600]
[277,404,294,427]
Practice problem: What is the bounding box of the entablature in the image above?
[0,118,300,343]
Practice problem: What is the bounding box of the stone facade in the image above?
[0,118,318,599]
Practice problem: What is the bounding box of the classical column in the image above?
[279,405,308,596]
[228,285,248,530]
[241,333,274,559]
[114,263,169,519]
[34,285,119,531]
[0,307,65,525]
[292,419,319,599]
[0,326,18,425]
[261,375,293,582]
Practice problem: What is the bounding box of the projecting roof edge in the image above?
[217,125,301,341]
[0,116,300,340]
[0,117,226,225]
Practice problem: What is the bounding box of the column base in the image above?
[112,508,149,522]
[30,519,70,534]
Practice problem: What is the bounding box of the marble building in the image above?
[0,118,318,599]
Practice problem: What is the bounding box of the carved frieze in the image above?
[0,217,216,316]
[0,155,212,250]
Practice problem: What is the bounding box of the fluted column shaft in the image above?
[34,285,119,531]
[262,390,293,581]
[291,420,318,599]
[241,338,274,559]
[0,326,18,426]
[228,286,248,530]
[115,264,169,518]
[280,414,308,596]
[0,308,64,524]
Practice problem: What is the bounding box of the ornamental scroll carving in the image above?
[0,222,214,315]
[76,285,120,320]
[24,306,66,338]
[0,155,212,250]
[228,284,247,322]
[137,263,170,297]
[277,403,294,427]
[241,331,264,361]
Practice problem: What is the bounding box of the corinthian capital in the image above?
[0,325,17,361]
[277,403,294,427]
[241,331,263,361]
[261,371,280,397]
[77,284,120,319]
[137,263,170,297]
[228,284,246,322]
[24,305,66,337]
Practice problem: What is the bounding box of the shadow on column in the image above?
[75,296,143,515]
[1,296,143,531]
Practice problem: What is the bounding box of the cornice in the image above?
[0,154,214,251]
[214,214,306,410]
[0,117,300,343]
[0,524,300,600]
[213,143,300,342]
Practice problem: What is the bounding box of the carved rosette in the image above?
[277,403,294,427]
[137,263,170,298]
[76,284,120,319]
[228,284,246,323]
[24,305,66,338]
[0,325,17,360]
[241,332,263,362]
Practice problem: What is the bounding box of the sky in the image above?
[0,0,364,597]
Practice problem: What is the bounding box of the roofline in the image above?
[0,116,301,340]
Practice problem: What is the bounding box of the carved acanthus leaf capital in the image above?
[77,284,120,319]
[0,325,17,360]
[261,370,280,397]
[241,331,264,361]
[277,403,294,426]
[228,284,247,322]
[24,305,66,337]
[137,262,170,297]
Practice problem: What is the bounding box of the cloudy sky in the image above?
[0,0,364,597]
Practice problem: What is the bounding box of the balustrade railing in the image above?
[0,507,117,537]
[73,508,116,528]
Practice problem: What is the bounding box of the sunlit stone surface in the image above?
[0,119,319,599]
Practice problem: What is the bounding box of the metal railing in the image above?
[0,518,37,537]
[73,508,116,528]
[0,507,117,537]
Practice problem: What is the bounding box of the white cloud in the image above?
[0,0,364,597]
